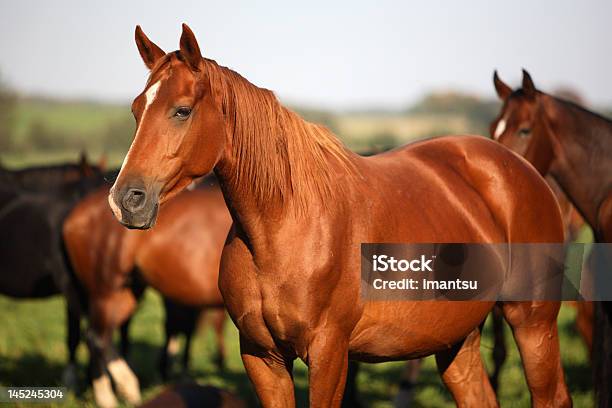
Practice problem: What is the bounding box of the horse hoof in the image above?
[108,358,141,405]
[93,374,118,408]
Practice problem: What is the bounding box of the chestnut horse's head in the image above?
[490,69,556,175]
[109,24,226,229]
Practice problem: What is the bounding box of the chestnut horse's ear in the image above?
[179,23,203,72]
[135,25,165,70]
[493,70,512,100]
[522,69,537,98]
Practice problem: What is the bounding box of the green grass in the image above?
[0,290,593,407]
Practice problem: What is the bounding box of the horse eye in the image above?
[174,107,192,120]
[518,128,531,137]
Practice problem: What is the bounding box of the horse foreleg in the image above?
[308,330,349,408]
[86,328,117,408]
[576,301,593,358]
[158,333,175,381]
[89,290,141,406]
[120,269,146,358]
[119,317,132,357]
[182,330,193,374]
[240,336,295,407]
[393,359,422,408]
[490,306,507,391]
[104,290,141,405]
[435,329,498,408]
[502,301,571,408]
[211,309,226,370]
[63,300,81,391]
[594,301,612,408]
[341,361,361,408]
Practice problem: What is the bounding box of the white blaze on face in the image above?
[109,80,162,218]
[493,118,507,140]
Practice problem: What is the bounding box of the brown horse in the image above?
[491,69,612,405]
[108,24,571,407]
[491,70,611,241]
[63,176,231,408]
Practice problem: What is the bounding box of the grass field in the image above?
[0,290,593,407]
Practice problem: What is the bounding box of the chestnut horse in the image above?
[491,69,611,406]
[109,24,571,407]
[63,176,231,408]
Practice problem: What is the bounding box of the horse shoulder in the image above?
[219,226,277,351]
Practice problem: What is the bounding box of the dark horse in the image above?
[0,153,101,190]
[0,155,104,388]
[161,297,227,381]
[491,69,612,406]
[109,25,571,407]
[63,176,231,408]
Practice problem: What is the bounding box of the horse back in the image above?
[359,135,564,244]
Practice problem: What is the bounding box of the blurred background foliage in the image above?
[0,70,510,167]
[2,69,610,168]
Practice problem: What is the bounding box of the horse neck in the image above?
[545,97,612,227]
[210,66,358,239]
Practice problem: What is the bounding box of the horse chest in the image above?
[220,241,314,353]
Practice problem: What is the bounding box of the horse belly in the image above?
[348,300,493,361]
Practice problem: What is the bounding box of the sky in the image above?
[0,0,611,110]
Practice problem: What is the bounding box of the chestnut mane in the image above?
[153,52,357,212]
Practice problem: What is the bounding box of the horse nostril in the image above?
[121,188,147,213]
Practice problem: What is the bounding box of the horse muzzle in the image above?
[109,182,159,230]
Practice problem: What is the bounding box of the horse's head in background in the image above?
[490,70,556,175]
[109,24,226,229]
